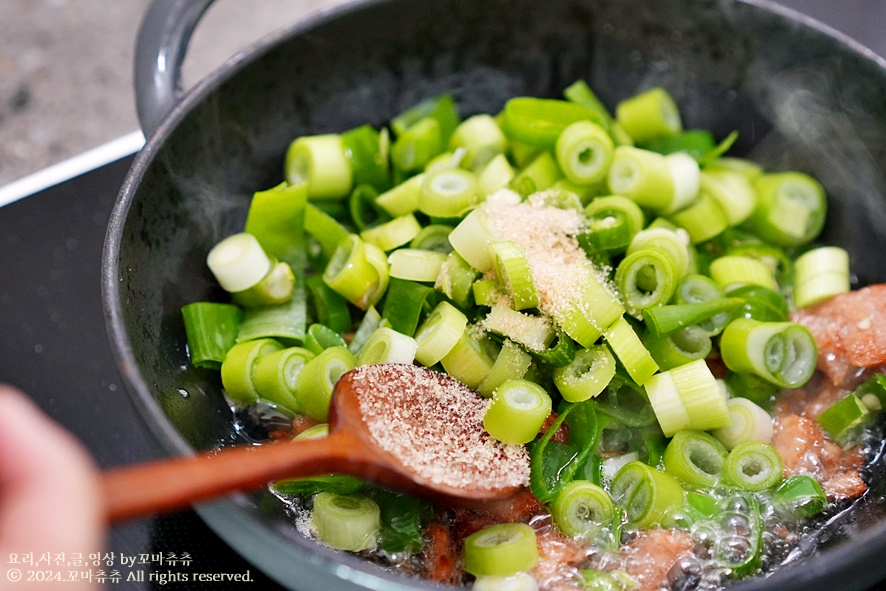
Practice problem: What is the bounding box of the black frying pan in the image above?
[102,0,886,589]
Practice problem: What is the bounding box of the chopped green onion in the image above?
[388,248,448,283]
[419,167,479,218]
[563,80,613,129]
[615,248,677,313]
[312,492,380,552]
[668,193,729,243]
[644,298,741,337]
[244,181,308,268]
[720,319,817,389]
[675,274,731,336]
[552,263,625,348]
[409,224,454,253]
[360,214,422,251]
[709,255,777,291]
[502,97,601,149]
[473,279,504,307]
[436,251,480,309]
[285,135,353,199]
[704,156,763,180]
[615,87,682,144]
[553,345,616,402]
[670,359,731,431]
[644,370,691,437]
[711,397,773,450]
[489,240,539,310]
[306,275,351,335]
[607,146,674,210]
[579,570,637,591]
[305,203,351,260]
[341,124,391,192]
[392,94,459,139]
[510,151,563,195]
[603,317,658,386]
[236,296,308,344]
[463,523,539,577]
[207,232,272,293]
[595,373,658,428]
[750,172,827,247]
[221,338,284,406]
[477,340,534,398]
[643,325,712,371]
[253,346,315,413]
[392,117,443,173]
[643,129,716,160]
[295,346,356,421]
[181,302,243,370]
[356,326,418,366]
[448,208,497,272]
[304,323,348,355]
[555,120,614,185]
[484,379,552,444]
[817,394,871,443]
[449,114,508,171]
[661,153,701,216]
[323,235,389,310]
[773,475,827,520]
[375,172,425,217]
[381,277,435,337]
[626,227,690,279]
[477,153,517,196]
[581,195,645,254]
[440,329,495,390]
[793,246,850,308]
[699,169,757,226]
[721,441,783,491]
[610,461,685,528]
[552,480,615,538]
[482,303,555,352]
[727,284,790,323]
[232,261,295,307]
[413,301,467,366]
[663,430,728,488]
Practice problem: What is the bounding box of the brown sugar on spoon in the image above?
[350,363,530,492]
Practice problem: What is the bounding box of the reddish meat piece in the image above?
[791,284,886,386]
[540,412,570,444]
[622,529,694,591]
[533,527,588,590]
[771,413,867,500]
[453,488,544,539]
[423,521,462,585]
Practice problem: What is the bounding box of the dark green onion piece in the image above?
[727,284,790,323]
[510,151,563,196]
[698,130,739,165]
[817,394,871,443]
[595,373,657,428]
[348,184,390,232]
[244,181,308,269]
[409,224,454,253]
[663,430,729,488]
[675,274,730,336]
[273,474,365,497]
[724,371,779,409]
[364,487,431,555]
[181,302,243,370]
[643,129,716,161]
[304,323,348,355]
[381,278,435,337]
[307,275,351,335]
[644,298,742,337]
[716,493,764,579]
[525,327,576,368]
[644,325,712,371]
[721,441,783,491]
[392,117,443,173]
[501,97,604,149]
[305,203,351,261]
[236,295,308,345]
[529,400,599,502]
[563,80,613,128]
[390,94,460,143]
[341,124,392,192]
[773,475,827,520]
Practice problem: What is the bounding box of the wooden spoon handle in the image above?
[102,431,371,523]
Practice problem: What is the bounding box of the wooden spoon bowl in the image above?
[102,364,529,522]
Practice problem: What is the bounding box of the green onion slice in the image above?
[555,120,615,185]
[552,480,615,538]
[719,319,817,389]
[253,346,316,413]
[221,338,284,406]
[181,302,243,370]
[615,87,682,144]
[477,340,533,399]
[463,523,539,577]
[553,345,616,402]
[483,379,552,444]
[355,326,418,366]
[711,398,773,450]
[207,232,272,293]
[285,134,353,200]
[295,346,356,421]
[615,247,678,313]
[419,167,479,218]
[751,172,827,247]
[489,240,540,311]
[603,317,658,386]
[413,301,468,366]
[663,430,729,488]
[721,441,783,491]
[312,492,380,552]
[610,461,685,528]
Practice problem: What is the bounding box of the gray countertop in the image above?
[0,0,883,188]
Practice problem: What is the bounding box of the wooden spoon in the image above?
[102,364,529,522]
